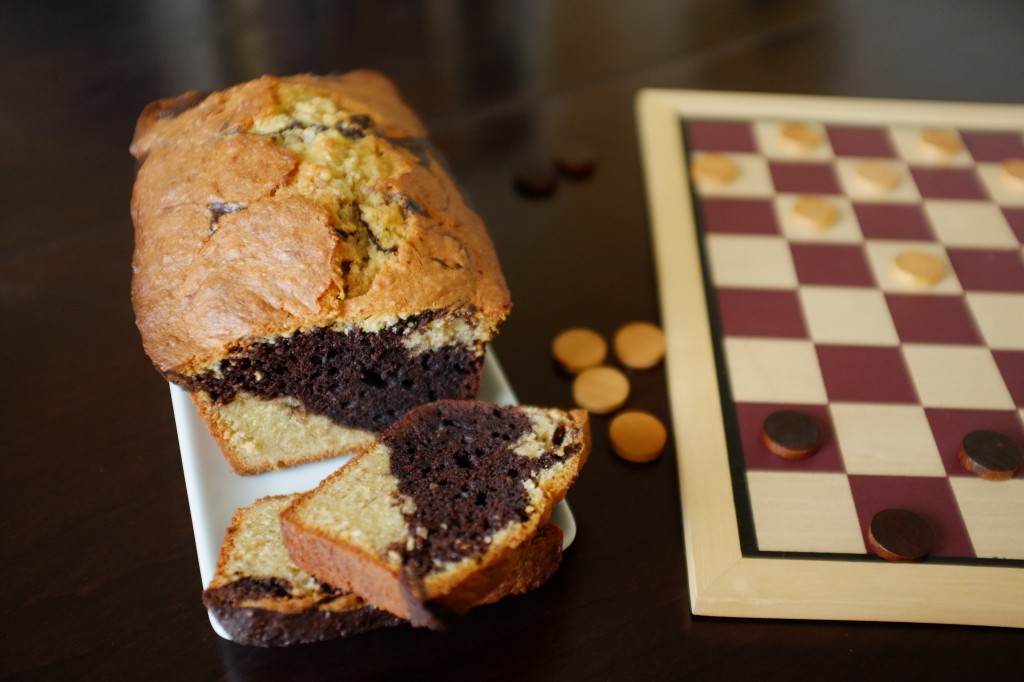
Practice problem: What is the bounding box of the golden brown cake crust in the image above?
[130,71,510,376]
[279,513,565,629]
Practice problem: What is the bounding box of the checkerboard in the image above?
[637,89,1024,628]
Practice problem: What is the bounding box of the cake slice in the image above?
[202,494,402,647]
[129,71,511,474]
[280,400,590,630]
[204,493,566,645]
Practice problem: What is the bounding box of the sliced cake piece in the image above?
[202,494,402,647]
[280,400,590,630]
[204,493,566,645]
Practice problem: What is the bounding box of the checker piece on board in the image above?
[691,153,739,185]
[868,509,935,562]
[761,410,824,460]
[1002,158,1024,191]
[778,122,823,152]
[892,250,946,287]
[958,430,1023,481]
[792,195,839,231]
[855,160,902,194]
[918,128,963,159]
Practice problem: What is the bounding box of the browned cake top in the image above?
[130,71,510,375]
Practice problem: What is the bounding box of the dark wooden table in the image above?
[4,2,1023,680]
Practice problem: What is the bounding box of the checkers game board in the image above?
[636,90,1024,628]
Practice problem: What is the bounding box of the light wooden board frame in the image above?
[635,88,1024,628]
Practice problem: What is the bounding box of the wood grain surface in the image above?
[2,1,1023,680]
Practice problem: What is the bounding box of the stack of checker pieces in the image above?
[687,115,1024,564]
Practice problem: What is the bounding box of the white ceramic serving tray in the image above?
[170,351,577,639]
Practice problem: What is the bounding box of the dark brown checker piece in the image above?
[555,142,598,179]
[514,160,558,197]
[958,430,1024,481]
[760,410,823,459]
[868,508,935,562]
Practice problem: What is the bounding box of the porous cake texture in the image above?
[205,493,568,644]
[202,495,402,647]
[281,401,590,630]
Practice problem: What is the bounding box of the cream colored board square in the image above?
[864,240,962,295]
[949,478,1024,560]
[746,471,866,554]
[966,292,1024,350]
[752,120,835,160]
[976,162,1024,207]
[835,158,922,203]
[773,193,862,243]
[889,126,973,167]
[829,403,946,476]
[902,344,1015,409]
[705,234,798,289]
[691,152,774,197]
[723,337,827,404]
[924,200,1018,249]
[799,286,899,346]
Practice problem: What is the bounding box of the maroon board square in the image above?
[885,294,983,345]
[734,402,844,472]
[925,408,1024,478]
[827,126,896,158]
[769,162,842,194]
[992,351,1024,407]
[716,289,807,338]
[687,120,757,152]
[790,243,875,287]
[848,475,975,559]
[816,345,918,403]
[960,130,1024,162]
[699,198,779,235]
[947,249,1024,292]
[852,203,934,240]
[910,167,988,200]
[1003,208,1024,245]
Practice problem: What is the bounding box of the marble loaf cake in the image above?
[280,401,591,630]
[129,71,511,474]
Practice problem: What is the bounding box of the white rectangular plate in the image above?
[170,351,577,639]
